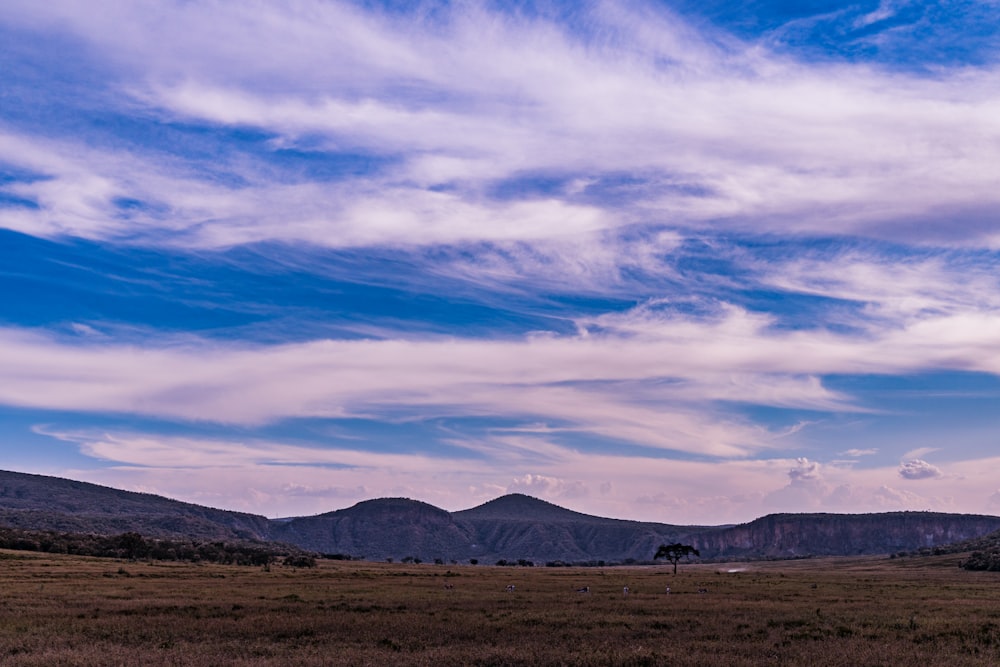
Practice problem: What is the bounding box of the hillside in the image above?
[453,493,710,563]
[0,470,271,543]
[3,469,1000,564]
[271,498,477,561]
[912,527,1000,570]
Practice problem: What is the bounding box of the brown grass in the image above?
[1,549,998,665]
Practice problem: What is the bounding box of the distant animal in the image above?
[664,586,670,594]
[697,588,708,594]
[623,586,630,597]
[576,586,590,593]
[443,583,454,590]
[505,584,516,592]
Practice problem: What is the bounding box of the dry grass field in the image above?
[1,549,999,666]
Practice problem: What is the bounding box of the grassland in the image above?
[1,549,999,666]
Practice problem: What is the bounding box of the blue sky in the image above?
[3,0,1000,523]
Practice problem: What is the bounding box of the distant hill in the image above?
[452,493,712,563]
[692,512,1000,560]
[0,469,271,543]
[271,498,476,561]
[456,494,602,522]
[3,469,1000,564]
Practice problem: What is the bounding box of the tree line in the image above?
[0,525,309,566]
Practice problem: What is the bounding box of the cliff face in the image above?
[689,512,1000,559]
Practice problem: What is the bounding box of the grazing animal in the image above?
[697,588,708,594]
[576,586,590,593]
[505,584,516,592]
[443,583,454,590]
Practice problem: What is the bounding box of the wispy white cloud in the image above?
[841,448,879,457]
[2,284,1000,458]
[903,446,940,460]
[4,0,1000,256]
[853,0,900,29]
[758,250,1000,327]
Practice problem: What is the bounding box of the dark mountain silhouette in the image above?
[2,469,1000,563]
[456,494,599,522]
[690,512,1000,560]
[0,469,270,542]
[452,493,713,563]
[271,498,476,561]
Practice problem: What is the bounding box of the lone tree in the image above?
[654,542,700,575]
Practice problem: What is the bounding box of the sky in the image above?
[2,0,1000,525]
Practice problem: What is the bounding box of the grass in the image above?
[0,550,998,665]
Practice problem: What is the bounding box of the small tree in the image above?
[116,531,147,561]
[654,543,700,575]
[282,554,317,568]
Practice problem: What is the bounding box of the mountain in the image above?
[456,494,600,522]
[0,469,271,542]
[2,469,1000,563]
[271,498,476,561]
[452,494,712,563]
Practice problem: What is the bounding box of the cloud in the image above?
[853,0,900,29]
[3,0,1000,257]
[4,280,1000,459]
[787,457,822,482]
[507,473,589,500]
[898,459,944,480]
[902,447,940,460]
[840,448,878,457]
[0,320,845,457]
[868,483,955,511]
[758,251,1000,332]
[763,457,828,508]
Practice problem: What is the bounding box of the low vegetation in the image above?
[891,527,1000,571]
[0,526,300,565]
[0,549,998,665]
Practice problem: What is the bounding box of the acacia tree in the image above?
[654,542,700,575]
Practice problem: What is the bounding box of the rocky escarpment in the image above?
[689,512,1000,560]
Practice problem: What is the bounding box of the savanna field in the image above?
[1,550,999,666]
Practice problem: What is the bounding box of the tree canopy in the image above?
[654,542,700,574]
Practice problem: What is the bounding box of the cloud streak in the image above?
[3,0,1000,256]
[3,284,1000,457]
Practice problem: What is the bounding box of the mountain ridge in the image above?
[2,469,999,563]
